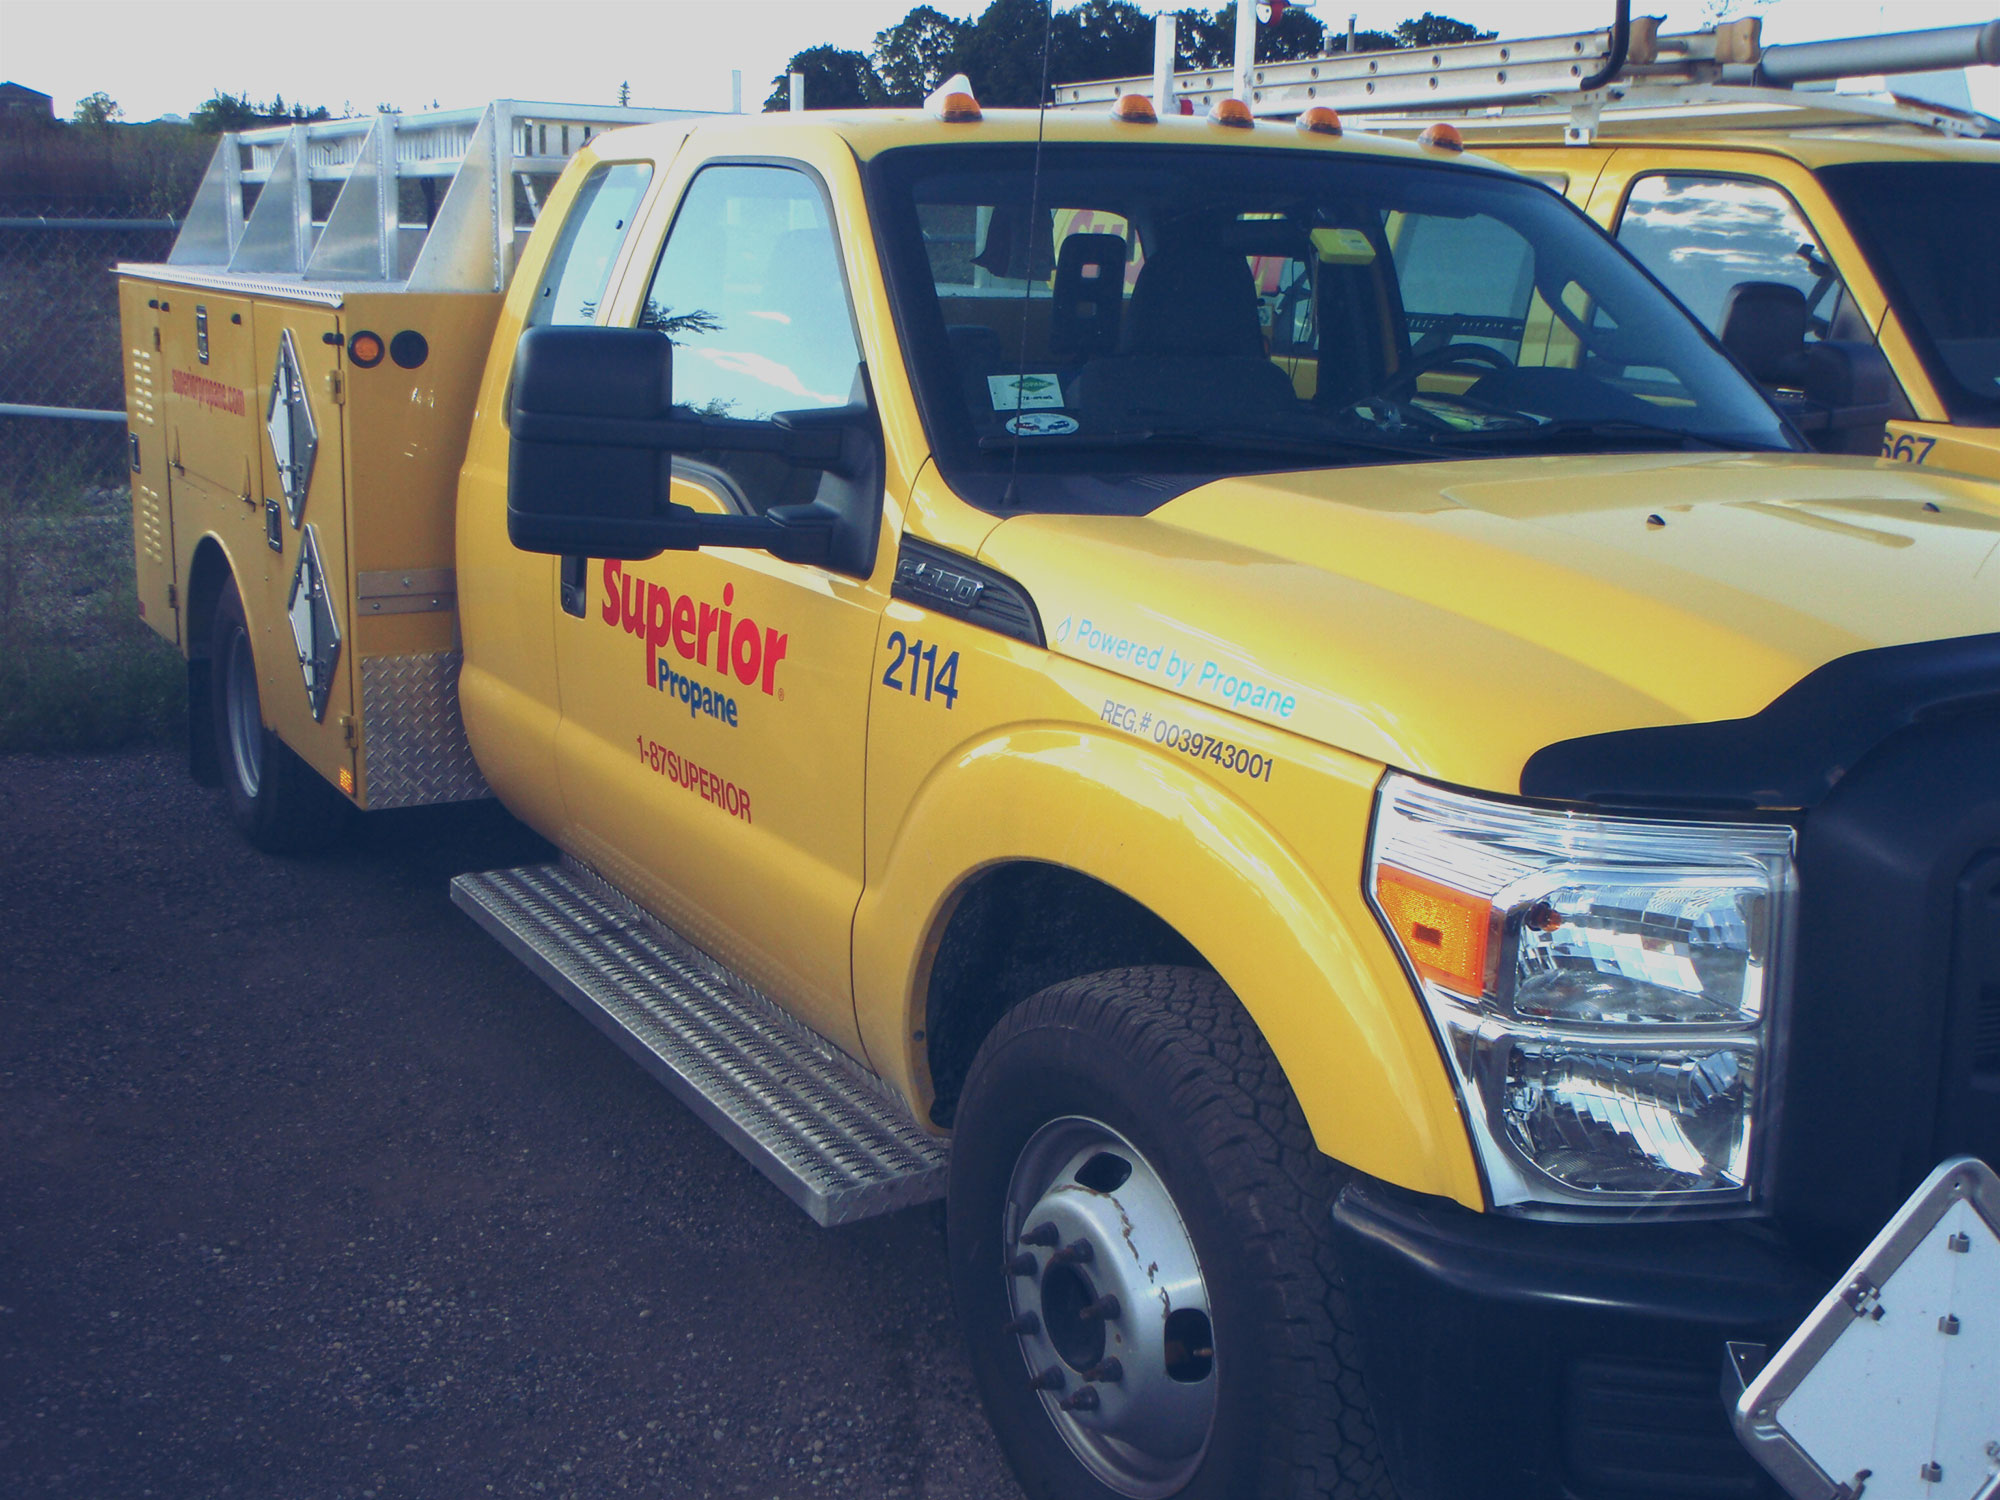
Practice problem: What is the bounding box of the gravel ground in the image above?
[0,749,1020,1500]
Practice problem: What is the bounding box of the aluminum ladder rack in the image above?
[167,99,715,293]
[1050,13,2000,142]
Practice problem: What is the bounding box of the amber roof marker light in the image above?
[925,73,983,123]
[1417,121,1465,152]
[1111,93,1158,124]
[1295,106,1342,137]
[1208,97,1255,128]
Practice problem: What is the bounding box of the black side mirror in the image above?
[506,325,880,572]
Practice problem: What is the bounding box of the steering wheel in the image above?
[1381,341,1515,401]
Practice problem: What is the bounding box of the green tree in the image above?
[188,89,332,132]
[950,0,1062,107]
[1175,4,1330,68]
[618,80,631,107]
[1051,0,1156,84]
[189,91,262,131]
[71,92,123,126]
[1393,13,1497,46]
[873,6,972,106]
[763,45,885,111]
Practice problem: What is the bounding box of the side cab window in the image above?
[636,164,865,514]
[1615,173,1869,376]
[526,161,654,327]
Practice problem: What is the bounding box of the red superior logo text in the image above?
[602,559,790,695]
[170,369,246,416]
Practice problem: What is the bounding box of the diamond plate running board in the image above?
[451,861,948,1226]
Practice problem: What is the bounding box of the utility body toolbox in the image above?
[119,102,694,808]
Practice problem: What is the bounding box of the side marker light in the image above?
[1208,97,1255,129]
[1375,864,1489,995]
[1296,106,1342,136]
[1417,122,1465,152]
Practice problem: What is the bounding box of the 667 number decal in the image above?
[1882,431,1938,464]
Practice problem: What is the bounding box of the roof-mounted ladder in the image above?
[1050,13,2000,142]
[168,100,709,292]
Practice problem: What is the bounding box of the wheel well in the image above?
[924,862,1203,1127]
[182,538,232,787]
[185,538,231,660]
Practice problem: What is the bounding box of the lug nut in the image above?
[1003,1312,1041,1337]
[1082,1358,1123,1383]
[1028,1365,1067,1392]
[1049,1239,1095,1267]
[1057,1385,1101,1413]
[1079,1294,1120,1321]
[1019,1221,1061,1248]
[1007,1253,1039,1277]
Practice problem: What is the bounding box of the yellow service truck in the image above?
[122,86,2000,1500]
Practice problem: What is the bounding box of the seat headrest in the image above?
[1123,238,1265,359]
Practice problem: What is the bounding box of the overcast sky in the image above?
[2,0,1995,122]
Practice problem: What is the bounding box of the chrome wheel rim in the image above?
[1003,1117,1217,1498]
[223,626,264,800]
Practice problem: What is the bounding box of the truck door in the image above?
[551,161,887,1057]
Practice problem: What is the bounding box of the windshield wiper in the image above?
[976,423,1433,462]
[1427,418,1769,453]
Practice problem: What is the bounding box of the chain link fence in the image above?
[0,208,186,750]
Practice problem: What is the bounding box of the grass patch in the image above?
[0,465,185,754]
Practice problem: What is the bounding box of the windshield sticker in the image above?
[989,373,1064,411]
[1005,412,1080,437]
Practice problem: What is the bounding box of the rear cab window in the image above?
[527,160,655,328]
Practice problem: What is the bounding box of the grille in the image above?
[1974,984,2000,1077]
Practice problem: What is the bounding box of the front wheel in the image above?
[947,967,1397,1500]
[210,577,350,854]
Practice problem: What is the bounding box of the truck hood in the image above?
[977,452,2000,795]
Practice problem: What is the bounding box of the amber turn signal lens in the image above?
[1375,864,1489,995]
[1295,106,1342,136]
[348,330,384,368]
[1417,121,1465,152]
[1208,97,1254,128]
[1111,93,1157,123]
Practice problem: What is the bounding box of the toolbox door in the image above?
[160,289,260,503]
[249,304,355,796]
[119,278,177,646]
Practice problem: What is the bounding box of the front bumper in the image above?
[1330,1176,1829,1500]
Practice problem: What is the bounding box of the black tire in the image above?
[210,577,350,854]
[948,966,1396,1500]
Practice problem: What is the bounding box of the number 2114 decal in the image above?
[882,631,960,708]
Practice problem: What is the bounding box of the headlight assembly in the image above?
[1368,773,1795,1213]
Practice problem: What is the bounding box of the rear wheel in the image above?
[210,577,349,853]
[947,966,1397,1500]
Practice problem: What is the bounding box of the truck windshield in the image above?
[867,142,1794,512]
[1818,161,2000,427]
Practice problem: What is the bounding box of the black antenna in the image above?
[1002,0,1058,509]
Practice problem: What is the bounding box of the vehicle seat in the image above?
[1050,233,1128,360]
[1071,238,1295,422]
[1719,281,1811,390]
